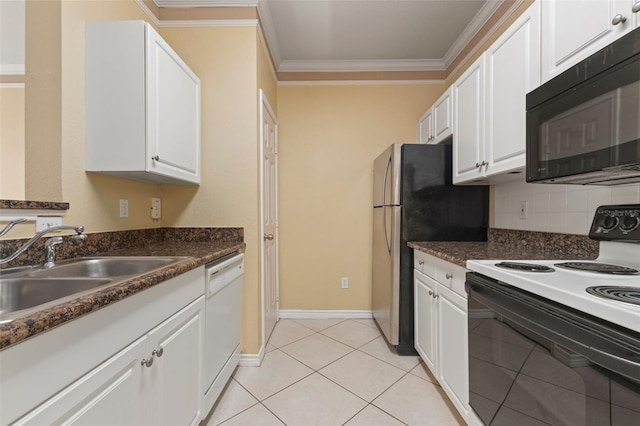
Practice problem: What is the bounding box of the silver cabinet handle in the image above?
[445,273,453,279]
[433,294,439,299]
[612,14,627,25]
[151,155,160,161]
[264,233,274,241]
[152,346,164,358]
[475,162,480,168]
[418,260,424,265]
[633,1,640,13]
[481,160,488,167]
[141,357,153,368]
[428,290,434,296]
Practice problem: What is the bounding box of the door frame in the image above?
[259,89,279,352]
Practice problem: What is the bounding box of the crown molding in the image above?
[443,0,505,67]
[278,80,444,86]
[256,0,282,68]
[135,0,161,26]
[158,19,257,27]
[278,58,446,73]
[154,0,258,6]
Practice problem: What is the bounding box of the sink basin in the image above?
[0,278,111,316]
[26,257,184,279]
[0,257,186,319]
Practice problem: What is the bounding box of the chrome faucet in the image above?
[0,219,86,266]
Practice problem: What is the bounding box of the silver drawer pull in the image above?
[612,14,627,25]
[633,1,640,13]
[141,357,153,368]
[152,346,164,358]
[151,155,160,161]
[445,273,453,279]
[428,290,434,296]
[418,260,424,265]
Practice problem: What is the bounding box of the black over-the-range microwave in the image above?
[526,26,640,185]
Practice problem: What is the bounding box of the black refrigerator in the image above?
[372,143,488,355]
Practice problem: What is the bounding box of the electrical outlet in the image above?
[341,277,349,289]
[151,198,161,219]
[519,200,529,220]
[119,199,129,218]
[36,217,62,232]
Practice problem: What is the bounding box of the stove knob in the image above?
[600,215,619,231]
[619,216,640,233]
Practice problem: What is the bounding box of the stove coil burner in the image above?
[495,262,555,273]
[586,286,640,306]
[554,262,640,275]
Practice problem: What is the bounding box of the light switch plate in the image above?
[119,199,129,218]
[151,198,161,219]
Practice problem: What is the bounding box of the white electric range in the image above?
[465,205,640,426]
[467,204,640,333]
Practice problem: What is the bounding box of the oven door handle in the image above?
[588,346,640,382]
[467,277,640,384]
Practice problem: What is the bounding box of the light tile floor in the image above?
[203,319,465,426]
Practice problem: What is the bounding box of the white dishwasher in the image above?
[203,252,244,416]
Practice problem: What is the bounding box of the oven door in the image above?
[526,28,640,185]
[466,272,640,425]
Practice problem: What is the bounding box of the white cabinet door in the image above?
[541,0,636,83]
[484,1,540,177]
[414,269,438,374]
[437,284,469,422]
[453,54,485,184]
[433,89,453,144]
[147,297,205,426]
[417,108,433,144]
[146,26,200,184]
[86,21,200,185]
[14,337,149,426]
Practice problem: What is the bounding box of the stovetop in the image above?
[467,204,640,333]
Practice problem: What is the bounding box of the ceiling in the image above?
[153,0,504,73]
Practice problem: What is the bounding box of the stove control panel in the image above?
[589,204,640,241]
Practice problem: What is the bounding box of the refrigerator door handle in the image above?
[382,154,391,206]
[383,207,391,256]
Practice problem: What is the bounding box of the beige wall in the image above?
[160,26,268,354]
[0,87,25,200]
[276,84,444,311]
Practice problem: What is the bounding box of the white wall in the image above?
[493,180,640,235]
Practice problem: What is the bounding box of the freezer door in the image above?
[372,205,401,345]
[373,144,401,207]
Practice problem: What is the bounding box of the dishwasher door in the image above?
[203,253,243,414]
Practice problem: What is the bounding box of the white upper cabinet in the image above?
[452,54,485,184]
[484,0,541,179]
[86,21,201,185]
[453,1,540,184]
[417,108,434,144]
[417,88,452,144]
[541,0,638,83]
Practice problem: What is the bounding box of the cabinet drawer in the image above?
[414,250,436,278]
[414,250,468,299]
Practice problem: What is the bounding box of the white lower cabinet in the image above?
[414,250,470,422]
[14,297,205,426]
[1,267,206,426]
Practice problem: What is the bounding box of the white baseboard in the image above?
[278,310,373,319]
[238,345,265,367]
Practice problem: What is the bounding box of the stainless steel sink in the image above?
[0,278,111,316]
[25,257,184,279]
[0,257,186,318]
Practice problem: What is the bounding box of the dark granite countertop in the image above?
[409,228,599,268]
[0,229,244,350]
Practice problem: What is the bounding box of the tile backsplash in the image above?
[493,180,640,235]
